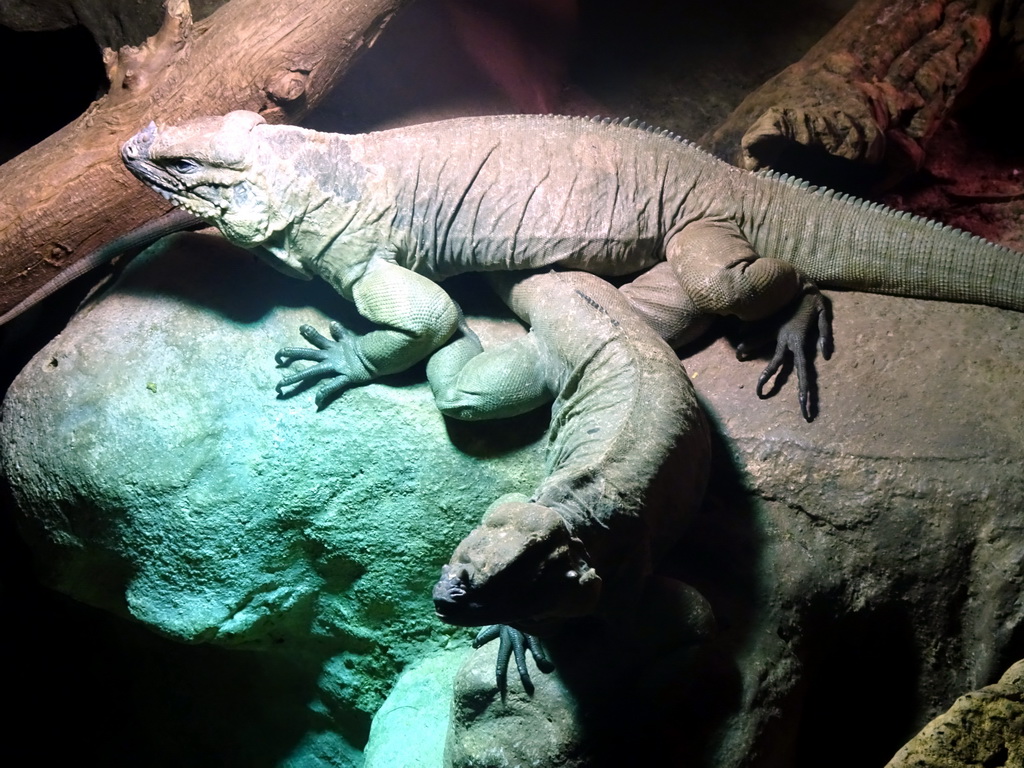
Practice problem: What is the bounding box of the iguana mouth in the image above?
[121,124,219,220]
[432,564,473,623]
[432,564,511,627]
[122,123,171,191]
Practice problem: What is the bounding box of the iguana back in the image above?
[121,111,1024,416]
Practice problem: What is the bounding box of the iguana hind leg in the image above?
[426,322,557,420]
[666,219,833,419]
[669,218,804,320]
[618,261,713,348]
[744,288,833,421]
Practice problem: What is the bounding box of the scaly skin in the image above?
[430,270,710,624]
[120,111,1024,419]
[429,269,712,690]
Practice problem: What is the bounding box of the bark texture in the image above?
[0,0,406,317]
[704,0,1023,176]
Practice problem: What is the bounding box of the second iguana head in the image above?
[433,499,604,631]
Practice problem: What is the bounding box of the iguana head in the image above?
[121,111,312,277]
[433,499,603,629]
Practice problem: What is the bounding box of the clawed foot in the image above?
[275,322,365,408]
[740,289,833,421]
[474,624,554,696]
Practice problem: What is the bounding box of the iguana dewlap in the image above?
[121,111,1024,415]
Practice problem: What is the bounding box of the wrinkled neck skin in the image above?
[248,127,383,292]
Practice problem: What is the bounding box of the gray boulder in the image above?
[0,233,546,765]
[2,232,1023,766]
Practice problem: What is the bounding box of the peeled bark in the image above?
[703,0,1021,176]
[0,0,407,317]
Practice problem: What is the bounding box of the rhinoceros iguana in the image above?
[119,110,1024,420]
[429,268,713,692]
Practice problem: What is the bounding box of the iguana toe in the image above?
[754,289,832,422]
[474,624,554,696]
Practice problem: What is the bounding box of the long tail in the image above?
[0,209,204,327]
[746,172,1024,311]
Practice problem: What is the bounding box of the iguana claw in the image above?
[751,289,833,421]
[274,321,365,407]
[474,624,554,696]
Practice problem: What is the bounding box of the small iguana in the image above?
[120,110,1024,419]
[429,268,713,692]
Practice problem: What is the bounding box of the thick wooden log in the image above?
[0,0,407,317]
[703,0,1020,176]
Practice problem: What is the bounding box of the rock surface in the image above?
[444,642,589,768]
[364,647,470,768]
[3,228,1023,766]
[671,289,1024,766]
[884,659,1024,768]
[0,233,548,764]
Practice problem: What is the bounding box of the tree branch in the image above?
[0,0,407,316]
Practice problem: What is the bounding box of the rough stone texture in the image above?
[445,641,588,768]
[885,659,1024,768]
[441,577,716,768]
[364,646,469,768]
[668,290,1024,767]
[0,233,547,764]
[3,227,1023,766]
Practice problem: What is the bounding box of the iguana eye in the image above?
[166,158,200,174]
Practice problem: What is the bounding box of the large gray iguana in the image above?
[428,268,713,691]
[120,110,1024,420]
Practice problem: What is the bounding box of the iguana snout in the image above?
[122,111,288,251]
[432,500,603,627]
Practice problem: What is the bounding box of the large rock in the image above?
[0,233,547,764]
[885,659,1023,767]
[671,290,1024,766]
[2,231,1023,766]
[444,642,588,768]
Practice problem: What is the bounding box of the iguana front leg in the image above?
[666,219,833,420]
[276,256,462,407]
[473,624,555,696]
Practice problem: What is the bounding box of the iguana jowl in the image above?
[121,110,1024,418]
